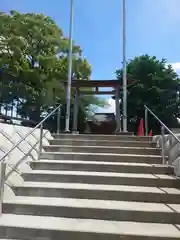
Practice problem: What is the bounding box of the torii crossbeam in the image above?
[63,78,136,133]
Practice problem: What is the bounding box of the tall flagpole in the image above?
[65,0,74,132]
[122,0,127,132]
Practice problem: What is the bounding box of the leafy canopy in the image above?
[0,10,104,125]
[116,55,180,133]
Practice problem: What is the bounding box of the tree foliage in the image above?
[0,10,103,129]
[116,55,180,134]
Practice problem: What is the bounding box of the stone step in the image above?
[3,196,180,224]
[12,182,180,204]
[23,170,179,188]
[30,160,173,174]
[52,134,152,141]
[43,145,160,155]
[49,139,156,148]
[113,132,134,135]
[40,152,163,164]
[0,214,180,240]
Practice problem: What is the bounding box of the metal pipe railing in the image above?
[0,104,62,215]
[0,104,62,163]
[0,162,6,215]
[144,105,180,143]
[145,107,148,136]
[5,130,48,180]
[57,106,61,134]
[144,105,180,165]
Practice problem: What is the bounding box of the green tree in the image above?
[0,10,103,128]
[116,55,180,134]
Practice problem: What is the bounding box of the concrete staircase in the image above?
[1,134,180,239]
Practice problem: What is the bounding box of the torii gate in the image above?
[64,78,136,133]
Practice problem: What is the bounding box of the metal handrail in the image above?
[5,130,48,180]
[0,104,61,163]
[0,104,62,215]
[144,105,180,165]
[144,105,180,143]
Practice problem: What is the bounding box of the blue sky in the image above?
[1,0,180,112]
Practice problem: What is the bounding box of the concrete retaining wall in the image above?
[153,134,180,177]
[0,123,52,199]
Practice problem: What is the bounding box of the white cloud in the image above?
[170,62,180,72]
[95,98,115,114]
[106,98,116,113]
[166,62,180,74]
[95,98,122,114]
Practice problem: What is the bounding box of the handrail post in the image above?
[38,124,43,160]
[57,106,61,134]
[0,162,6,215]
[145,107,148,136]
[115,87,121,132]
[72,89,79,133]
[161,125,166,165]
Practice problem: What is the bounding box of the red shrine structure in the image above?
[64,78,136,133]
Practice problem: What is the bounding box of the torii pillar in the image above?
[64,78,136,134]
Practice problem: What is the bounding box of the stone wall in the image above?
[0,123,52,199]
[153,134,180,176]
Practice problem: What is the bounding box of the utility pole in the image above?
[65,0,74,132]
[122,0,127,132]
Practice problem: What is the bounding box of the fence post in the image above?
[57,107,61,134]
[145,107,148,136]
[161,125,166,165]
[0,161,6,216]
[38,124,43,160]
